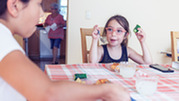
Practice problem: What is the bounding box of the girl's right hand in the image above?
[92,25,100,41]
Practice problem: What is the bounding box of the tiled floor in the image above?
[30,58,65,71]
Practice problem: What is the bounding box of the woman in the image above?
[0,0,130,101]
[45,3,66,64]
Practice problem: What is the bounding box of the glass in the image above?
[115,62,136,78]
[135,73,158,95]
[106,27,126,35]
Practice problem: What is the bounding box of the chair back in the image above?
[171,31,179,61]
[80,27,104,63]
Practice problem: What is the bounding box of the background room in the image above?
[14,0,179,65]
[27,0,67,66]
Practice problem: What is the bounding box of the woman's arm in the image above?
[0,50,130,101]
[48,80,130,101]
[128,28,152,64]
[0,50,51,101]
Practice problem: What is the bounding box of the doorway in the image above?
[28,0,68,67]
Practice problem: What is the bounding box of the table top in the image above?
[45,63,179,101]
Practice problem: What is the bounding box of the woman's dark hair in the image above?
[0,0,30,16]
[103,15,130,46]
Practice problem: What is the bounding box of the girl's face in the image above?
[16,0,44,38]
[106,19,127,47]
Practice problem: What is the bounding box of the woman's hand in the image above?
[135,28,146,42]
[58,24,65,28]
[102,83,130,101]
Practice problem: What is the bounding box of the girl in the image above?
[89,15,152,64]
[0,0,129,101]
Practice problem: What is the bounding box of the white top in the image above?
[0,23,26,101]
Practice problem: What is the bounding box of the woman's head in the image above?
[50,3,59,14]
[0,0,43,38]
[0,0,30,17]
[103,15,130,46]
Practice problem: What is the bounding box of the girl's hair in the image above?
[0,0,30,16]
[103,15,130,46]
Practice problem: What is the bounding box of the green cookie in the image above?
[74,73,87,80]
[133,24,141,33]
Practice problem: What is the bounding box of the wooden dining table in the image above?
[45,63,179,101]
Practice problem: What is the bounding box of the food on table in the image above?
[74,73,87,80]
[95,79,111,84]
[75,78,86,84]
[111,63,120,71]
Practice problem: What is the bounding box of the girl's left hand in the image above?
[135,28,146,42]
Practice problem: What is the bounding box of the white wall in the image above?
[66,0,179,64]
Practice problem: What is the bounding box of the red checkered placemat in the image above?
[45,63,179,101]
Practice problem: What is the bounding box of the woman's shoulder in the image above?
[55,14,65,21]
[46,14,52,20]
[47,14,53,17]
[57,14,63,18]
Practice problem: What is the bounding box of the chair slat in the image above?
[171,31,179,62]
[80,27,104,63]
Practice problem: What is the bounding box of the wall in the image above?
[42,0,57,12]
[66,0,179,64]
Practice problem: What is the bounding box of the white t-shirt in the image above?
[0,23,26,101]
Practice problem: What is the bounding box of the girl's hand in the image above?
[92,25,100,40]
[135,28,146,42]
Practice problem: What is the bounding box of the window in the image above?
[59,0,67,20]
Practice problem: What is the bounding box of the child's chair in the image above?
[80,27,104,63]
[171,31,179,61]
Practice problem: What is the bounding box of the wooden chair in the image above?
[171,31,179,61]
[80,27,104,63]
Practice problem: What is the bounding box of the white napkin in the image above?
[50,23,57,31]
[45,26,51,33]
